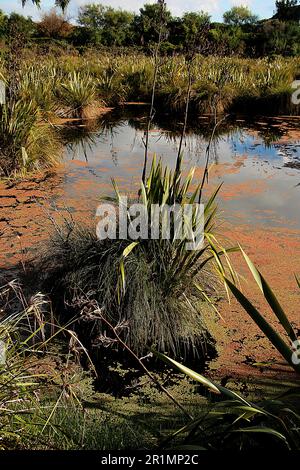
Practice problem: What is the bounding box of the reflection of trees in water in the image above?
[284,160,300,170]
[257,128,283,148]
[60,107,300,167]
[125,112,240,164]
[60,118,127,163]
[61,126,100,161]
[154,120,244,165]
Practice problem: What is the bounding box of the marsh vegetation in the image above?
[0,0,300,453]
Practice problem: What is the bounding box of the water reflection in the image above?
[59,108,300,229]
[61,109,300,164]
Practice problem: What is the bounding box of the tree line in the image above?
[0,1,300,56]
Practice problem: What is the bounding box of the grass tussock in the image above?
[31,156,234,359]
[57,71,98,119]
[0,99,62,177]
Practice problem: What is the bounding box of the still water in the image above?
[2,109,299,374]
[61,108,300,230]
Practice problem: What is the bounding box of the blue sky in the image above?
[0,0,277,22]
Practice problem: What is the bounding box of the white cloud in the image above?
[72,0,221,17]
[230,0,254,7]
[170,0,220,16]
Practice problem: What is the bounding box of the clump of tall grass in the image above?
[19,64,62,117]
[57,71,97,119]
[96,67,129,105]
[32,156,234,358]
[0,280,101,450]
[124,62,154,102]
[0,280,51,449]
[0,99,62,177]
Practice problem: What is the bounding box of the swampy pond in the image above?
[1,107,300,380]
[61,108,300,229]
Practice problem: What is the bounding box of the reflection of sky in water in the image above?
[232,133,300,164]
[63,119,300,229]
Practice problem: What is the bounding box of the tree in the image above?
[101,8,134,46]
[78,3,105,30]
[275,1,300,20]
[259,18,300,56]
[38,9,73,39]
[174,11,211,49]
[21,0,70,12]
[133,3,172,46]
[223,6,258,26]
[77,4,105,44]
[210,23,246,56]
[78,4,134,46]
[5,13,37,41]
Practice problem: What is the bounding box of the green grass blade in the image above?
[153,351,220,394]
[232,427,291,449]
[241,248,297,342]
[122,241,139,259]
[153,351,252,405]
